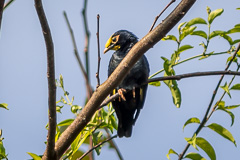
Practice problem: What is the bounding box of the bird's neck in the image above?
[118,40,138,56]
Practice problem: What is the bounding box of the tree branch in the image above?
[3,0,13,10]
[34,0,56,160]
[54,0,196,158]
[100,70,240,109]
[96,14,101,88]
[0,0,5,31]
[77,135,117,160]
[178,42,240,159]
[149,0,176,32]
[63,11,92,98]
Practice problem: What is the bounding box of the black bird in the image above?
[104,30,150,137]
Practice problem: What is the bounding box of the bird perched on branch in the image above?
[104,30,150,137]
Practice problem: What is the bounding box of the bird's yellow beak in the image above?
[103,36,120,54]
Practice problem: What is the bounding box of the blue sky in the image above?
[0,0,240,159]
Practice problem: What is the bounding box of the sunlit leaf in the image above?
[149,81,161,87]
[166,148,178,160]
[220,82,231,98]
[227,27,240,34]
[207,123,236,146]
[209,30,225,39]
[232,39,240,45]
[92,131,103,155]
[179,26,197,41]
[184,152,206,160]
[217,108,235,126]
[185,17,207,27]
[56,105,63,113]
[185,134,197,150]
[0,103,9,110]
[208,8,224,24]
[196,137,216,160]
[162,35,178,42]
[222,34,233,45]
[178,45,194,53]
[183,117,200,131]
[178,22,187,32]
[237,8,240,10]
[58,119,74,126]
[191,30,208,39]
[27,152,42,160]
[230,84,240,90]
[0,141,7,159]
[225,104,240,110]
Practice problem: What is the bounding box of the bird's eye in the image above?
[112,37,117,43]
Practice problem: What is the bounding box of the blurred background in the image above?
[0,0,239,159]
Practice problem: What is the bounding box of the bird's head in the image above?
[103,30,138,54]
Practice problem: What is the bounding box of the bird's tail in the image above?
[117,120,133,138]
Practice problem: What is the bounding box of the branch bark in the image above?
[34,0,56,159]
[54,0,196,158]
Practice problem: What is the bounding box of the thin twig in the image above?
[77,135,118,160]
[35,0,56,159]
[105,129,123,160]
[149,0,176,32]
[100,70,240,109]
[82,0,90,83]
[63,11,92,98]
[0,0,5,31]
[96,14,101,88]
[178,42,240,160]
[54,1,197,158]
[3,0,14,10]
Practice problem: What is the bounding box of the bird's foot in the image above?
[118,88,127,101]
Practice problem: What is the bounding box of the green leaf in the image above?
[92,131,103,155]
[237,8,240,10]
[207,123,236,146]
[209,30,225,39]
[230,84,240,90]
[217,108,235,126]
[232,39,240,45]
[56,105,63,113]
[183,117,200,131]
[208,8,224,24]
[178,22,187,33]
[0,103,9,110]
[71,131,90,157]
[178,45,194,53]
[27,152,42,160]
[220,82,231,98]
[166,148,178,160]
[195,137,216,160]
[185,17,207,27]
[0,141,7,159]
[227,27,240,34]
[179,26,197,41]
[222,34,233,45]
[149,81,161,87]
[206,6,211,15]
[185,134,197,150]
[71,105,82,114]
[191,30,207,39]
[162,35,178,42]
[58,119,74,126]
[184,152,206,160]
[235,24,240,28]
[225,104,240,110]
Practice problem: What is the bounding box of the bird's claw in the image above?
[118,88,127,101]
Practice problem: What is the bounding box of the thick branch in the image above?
[35,0,56,159]
[54,0,196,158]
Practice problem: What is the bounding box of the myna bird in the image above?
[104,30,150,137]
